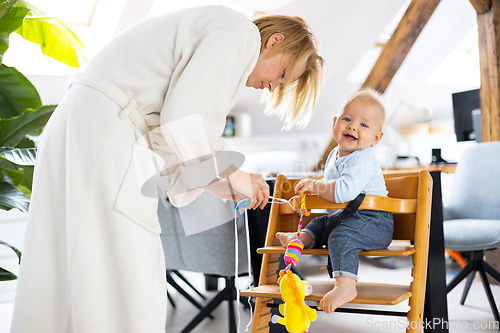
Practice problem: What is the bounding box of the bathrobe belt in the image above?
[67,71,162,179]
[68,72,151,141]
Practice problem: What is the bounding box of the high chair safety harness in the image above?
[322,193,365,278]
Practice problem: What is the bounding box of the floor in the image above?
[1,255,499,333]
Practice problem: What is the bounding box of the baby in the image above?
[276,89,394,313]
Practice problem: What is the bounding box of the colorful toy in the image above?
[272,194,316,333]
[284,239,304,267]
[282,194,309,272]
[271,269,317,333]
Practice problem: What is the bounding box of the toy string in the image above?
[232,194,310,329]
[234,195,305,214]
[268,196,296,212]
[232,199,254,333]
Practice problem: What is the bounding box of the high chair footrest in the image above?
[256,245,416,257]
[240,281,411,305]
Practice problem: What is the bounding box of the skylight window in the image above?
[427,25,480,86]
[31,0,98,26]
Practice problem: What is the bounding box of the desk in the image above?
[387,163,457,174]
[246,171,449,332]
[423,171,449,333]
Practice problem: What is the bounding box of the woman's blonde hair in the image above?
[253,15,324,130]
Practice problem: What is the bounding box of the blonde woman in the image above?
[11,5,323,333]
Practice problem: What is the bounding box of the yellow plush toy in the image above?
[271,269,317,333]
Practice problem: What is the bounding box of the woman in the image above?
[11,5,323,333]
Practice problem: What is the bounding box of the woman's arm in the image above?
[202,164,269,210]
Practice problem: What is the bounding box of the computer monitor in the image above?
[452,88,481,142]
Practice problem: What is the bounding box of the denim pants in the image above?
[302,209,393,281]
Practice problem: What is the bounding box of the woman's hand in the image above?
[204,165,269,210]
[225,168,269,210]
[294,178,317,197]
[245,171,269,210]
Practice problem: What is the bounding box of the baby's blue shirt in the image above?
[323,147,388,203]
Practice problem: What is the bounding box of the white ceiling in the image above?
[8,0,480,136]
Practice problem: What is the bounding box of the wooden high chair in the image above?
[241,170,433,333]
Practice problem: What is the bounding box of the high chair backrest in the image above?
[268,172,427,243]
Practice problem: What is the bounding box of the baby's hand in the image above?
[294,178,316,196]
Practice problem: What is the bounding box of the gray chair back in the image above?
[158,190,249,276]
[444,142,500,220]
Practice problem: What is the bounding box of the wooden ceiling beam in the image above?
[317,0,440,169]
[362,0,441,94]
[470,0,492,14]
[477,0,500,141]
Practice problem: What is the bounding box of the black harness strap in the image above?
[322,193,365,278]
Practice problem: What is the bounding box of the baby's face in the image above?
[332,100,384,157]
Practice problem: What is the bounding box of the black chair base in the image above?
[181,276,237,333]
[447,250,500,326]
[166,270,214,320]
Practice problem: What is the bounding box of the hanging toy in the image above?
[284,239,304,267]
[271,270,317,333]
[300,193,311,217]
[272,193,316,333]
[283,193,309,272]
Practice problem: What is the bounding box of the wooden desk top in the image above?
[265,163,456,180]
[384,163,456,174]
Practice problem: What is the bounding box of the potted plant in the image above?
[0,0,87,281]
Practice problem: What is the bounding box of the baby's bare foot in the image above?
[275,232,297,248]
[317,277,357,313]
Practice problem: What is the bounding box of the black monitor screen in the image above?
[452,88,480,142]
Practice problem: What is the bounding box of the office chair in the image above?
[158,191,250,333]
[443,141,500,323]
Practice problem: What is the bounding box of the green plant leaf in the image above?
[0,147,36,165]
[13,0,44,16]
[0,180,28,212]
[0,64,41,118]
[0,104,55,147]
[0,167,23,186]
[16,15,87,68]
[0,239,21,263]
[17,183,29,197]
[0,267,17,281]
[15,136,35,148]
[0,153,16,169]
[0,4,29,64]
[0,1,18,19]
[19,164,32,191]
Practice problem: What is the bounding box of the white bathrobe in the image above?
[11,5,260,333]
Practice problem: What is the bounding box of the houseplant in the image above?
[0,0,87,280]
